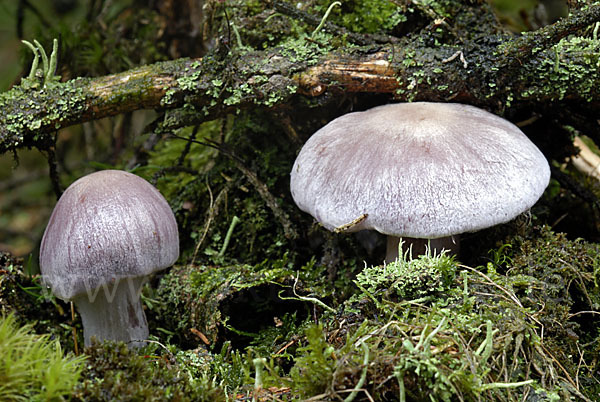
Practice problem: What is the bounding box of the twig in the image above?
[191,179,214,265]
[17,0,52,38]
[477,379,534,391]
[458,265,523,308]
[334,214,368,233]
[143,339,175,357]
[568,310,600,318]
[275,339,297,355]
[45,142,62,199]
[229,154,298,239]
[176,125,199,165]
[499,4,600,70]
[274,112,303,146]
[278,273,336,313]
[538,343,580,393]
[442,50,468,68]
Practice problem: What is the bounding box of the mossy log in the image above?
[0,3,599,154]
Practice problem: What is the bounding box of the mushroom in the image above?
[39,170,179,347]
[290,102,550,262]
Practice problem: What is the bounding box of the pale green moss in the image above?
[0,313,86,401]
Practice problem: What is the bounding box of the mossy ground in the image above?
[2,99,600,399]
[3,219,600,400]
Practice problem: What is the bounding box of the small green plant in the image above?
[0,313,86,401]
[289,324,338,396]
[394,316,456,401]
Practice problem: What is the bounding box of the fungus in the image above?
[39,170,179,347]
[290,102,550,262]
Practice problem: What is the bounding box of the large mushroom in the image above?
[290,102,550,262]
[40,170,179,347]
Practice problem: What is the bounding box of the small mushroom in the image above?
[39,170,179,347]
[290,102,550,262]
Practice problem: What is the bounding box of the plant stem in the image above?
[311,1,341,39]
[344,341,370,402]
[219,215,240,257]
[386,235,459,262]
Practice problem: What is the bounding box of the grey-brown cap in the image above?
[290,102,550,239]
[40,170,179,300]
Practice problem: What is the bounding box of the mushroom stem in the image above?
[385,235,460,263]
[73,276,149,348]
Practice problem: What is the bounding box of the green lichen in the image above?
[279,31,335,67]
[0,38,92,151]
[520,35,600,101]
[161,47,299,112]
[0,77,88,151]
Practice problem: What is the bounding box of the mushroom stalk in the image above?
[73,276,149,347]
[385,236,460,263]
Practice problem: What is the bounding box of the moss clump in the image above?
[507,226,600,395]
[0,313,86,401]
[0,252,79,348]
[72,342,224,401]
[150,262,298,348]
[288,323,339,396]
[355,248,457,300]
[311,0,406,34]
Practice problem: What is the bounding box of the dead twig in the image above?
[190,179,232,266]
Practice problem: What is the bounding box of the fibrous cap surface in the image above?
[40,169,179,300]
[290,102,550,238]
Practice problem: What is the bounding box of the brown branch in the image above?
[296,54,398,96]
[1,4,599,153]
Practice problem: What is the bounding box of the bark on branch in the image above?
[1,3,599,154]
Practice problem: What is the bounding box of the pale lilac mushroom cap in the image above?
[40,169,179,347]
[290,102,550,261]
